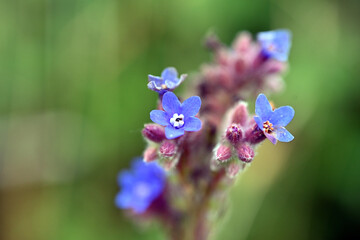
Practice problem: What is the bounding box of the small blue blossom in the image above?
[150,92,202,139]
[115,158,166,214]
[257,29,292,61]
[148,67,187,94]
[254,93,294,144]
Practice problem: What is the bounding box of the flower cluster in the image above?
[200,30,291,127]
[116,30,295,239]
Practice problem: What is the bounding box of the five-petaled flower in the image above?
[115,158,166,213]
[254,93,294,144]
[257,29,292,62]
[148,67,187,94]
[150,92,202,139]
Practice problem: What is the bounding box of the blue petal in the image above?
[148,74,163,84]
[184,117,202,131]
[161,67,178,81]
[115,191,132,209]
[164,79,178,89]
[269,106,295,127]
[165,126,184,139]
[132,199,151,213]
[255,94,273,120]
[147,81,161,92]
[274,127,294,142]
[254,116,264,130]
[265,132,277,144]
[150,110,169,126]
[162,92,181,114]
[117,170,133,187]
[181,96,201,117]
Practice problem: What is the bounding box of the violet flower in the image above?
[150,92,202,139]
[115,158,166,213]
[254,93,294,144]
[148,67,187,94]
[257,29,292,61]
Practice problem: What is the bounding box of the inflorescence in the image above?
[115,29,295,240]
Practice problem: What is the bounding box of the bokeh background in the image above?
[1,0,359,239]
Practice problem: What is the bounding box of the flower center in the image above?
[161,84,168,89]
[263,120,274,133]
[134,182,151,198]
[268,44,276,52]
[170,113,184,129]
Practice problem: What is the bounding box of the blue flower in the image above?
[257,29,292,61]
[115,158,166,213]
[148,67,187,94]
[150,92,202,139]
[254,93,294,144]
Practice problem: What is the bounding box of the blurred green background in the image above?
[1,0,359,239]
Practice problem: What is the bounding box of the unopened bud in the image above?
[216,144,232,162]
[226,160,245,178]
[236,144,254,163]
[204,33,222,51]
[232,32,252,53]
[142,124,166,143]
[143,147,158,162]
[226,124,243,145]
[231,102,248,126]
[159,141,177,158]
[245,124,266,144]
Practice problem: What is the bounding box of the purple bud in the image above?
[216,145,232,162]
[245,123,266,144]
[144,147,158,162]
[226,160,245,178]
[226,124,243,145]
[142,124,166,143]
[236,144,254,163]
[204,33,222,51]
[159,141,177,158]
[231,102,249,126]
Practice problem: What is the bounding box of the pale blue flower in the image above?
[115,158,166,213]
[150,92,202,139]
[257,30,292,61]
[254,93,294,144]
[148,67,187,94]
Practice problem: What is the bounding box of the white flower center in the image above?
[134,182,151,198]
[170,113,184,129]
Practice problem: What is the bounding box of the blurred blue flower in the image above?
[150,92,202,139]
[254,93,294,144]
[115,158,166,213]
[148,67,187,94]
[257,29,292,61]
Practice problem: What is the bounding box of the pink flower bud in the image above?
[236,144,254,163]
[142,124,166,143]
[231,102,249,126]
[232,32,252,53]
[226,124,243,145]
[245,123,266,144]
[143,147,158,162]
[216,144,232,162]
[159,141,177,158]
[226,160,245,178]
